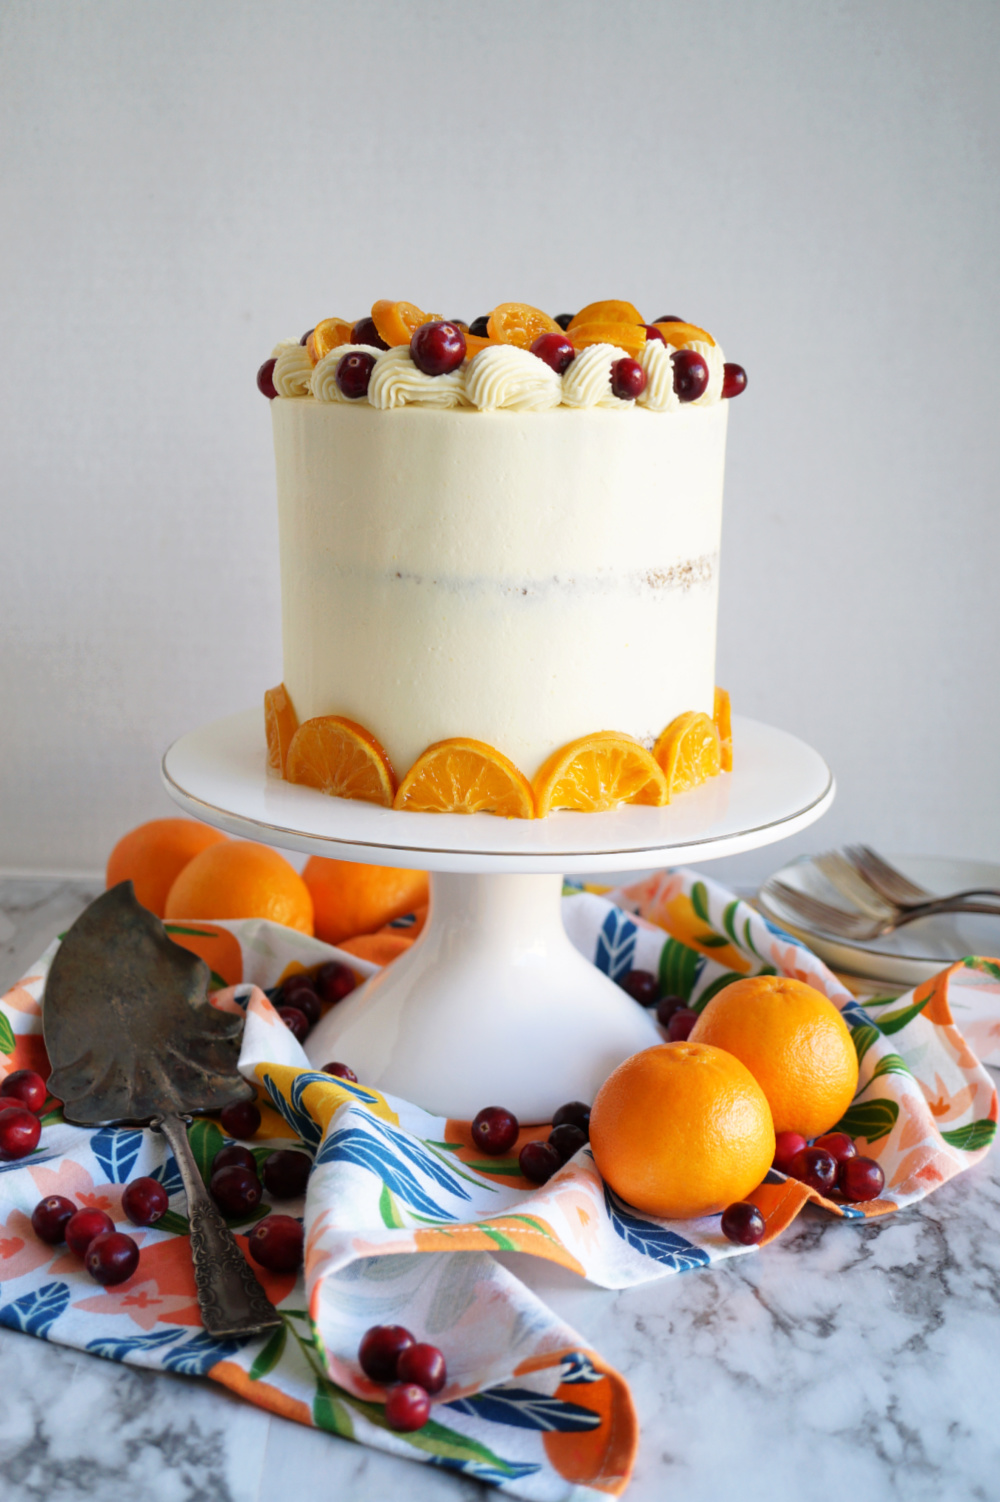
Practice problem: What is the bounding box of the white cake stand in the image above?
[162,709,834,1122]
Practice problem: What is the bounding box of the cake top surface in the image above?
[257,299,747,413]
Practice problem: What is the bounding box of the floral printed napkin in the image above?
[1,868,996,1498]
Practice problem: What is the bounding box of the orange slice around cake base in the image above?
[713,687,733,772]
[285,716,397,806]
[652,712,722,801]
[533,733,668,817]
[393,738,534,818]
[264,683,299,778]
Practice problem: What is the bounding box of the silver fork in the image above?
[760,879,1000,942]
[813,851,897,920]
[844,844,1000,909]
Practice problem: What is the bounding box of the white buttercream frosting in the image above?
[311,345,384,403]
[464,345,562,412]
[272,343,314,399]
[688,339,725,406]
[560,344,634,409]
[638,340,681,413]
[368,346,468,410]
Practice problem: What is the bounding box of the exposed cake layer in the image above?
[273,399,727,781]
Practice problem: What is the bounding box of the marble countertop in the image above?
[2,876,998,1502]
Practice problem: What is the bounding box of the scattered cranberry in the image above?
[410,321,466,377]
[653,314,683,323]
[256,358,278,400]
[278,1005,311,1043]
[548,1123,587,1163]
[619,969,658,1006]
[773,1131,808,1174]
[397,1342,446,1395]
[299,329,314,346]
[31,1195,76,1245]
[85,1231,139,1286]
[552,1101,590,1136]
[656,994,687,1028]
[0,1104,41,1160]
[666,1008,698,1042]
[213,1143,257,1175]
[280,976,321,1026]
[385,1382,431,1431]
[350,316,389,350]
[610,357,647,401]
[672,349,709,403]
[210,1164,263,1218]
[519,1140,562,1185]
[1,1069,47,1114]
[722,362,747,399]
[262,1149,311,1199]
[813,1132,856,1164]
[65,1207,115,1259]
[322,1062,358,1083]
[788,1146,838,1194]
[122,1177,169,1227]
[468,315,491,337]
[336,351,376,400]
[317,960,357,1005]
[839,1155,885,1203]
[248,1213,304,1273]
[359,1324,415,1383]
[554,312,575,330]
[219,1099,261,1140]
[529,332,575,374]
[643,324,666,344]
[470,1106,519,1157]
[721,1201,766,1245]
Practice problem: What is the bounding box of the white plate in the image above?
[759,853,1000,986]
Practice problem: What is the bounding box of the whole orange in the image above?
[164,840,314,935]
[106,818,229,917]
[589,1042,775,1220]
[302,857,428,945]
[688,975,858,1138]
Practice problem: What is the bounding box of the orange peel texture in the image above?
[486,303,561,349]
[565,322,647,359]
[713,687,733,772]
[568,300,644,329]
[285,716,397,807]
[533,733,668,817]
[370,300,441,347]
[652,712,722,801]
[394,738,534,818]
[306,318,354,365]
[652,320,715,348]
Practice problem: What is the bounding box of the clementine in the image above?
[589,1042,775,1220]
[688,975,858,1138]
[164,840,314,935]
[106,818,229,918]
[302,857,428,946]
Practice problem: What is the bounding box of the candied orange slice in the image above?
[565,322,647,358]
[533,733,668,817]
[486,303,561,349]
[652,320,715,348]
[568,300,643,329]
[713,687,733,772]
[306,318,354,365]
[370,300,442,347]
[652,712,722,800]
[463,332,500,359]
[394,738,534,818]
[264,683,299,778]
[286,716,397,806]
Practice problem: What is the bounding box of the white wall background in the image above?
[2,0,999,882]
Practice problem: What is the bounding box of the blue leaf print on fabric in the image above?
[427,1457,542,1485]
[261,1071,323,1148]
[558,1350,602,1384]
[0,1281,71,1337]
[162,1330,246,1375]
[594,909,638,980]
[446,1387,602,1433]
[362,1114,472,1203]
[90,1127,145,1184]
[86,1329,186,1362]
[840,1000,878,1031]
[0,1153,60,1175]
[149,1154,184,1198]
[603,1184,711,1271]
[316,1126,459,1221]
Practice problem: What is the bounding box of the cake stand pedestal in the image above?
[162,709,834,1121]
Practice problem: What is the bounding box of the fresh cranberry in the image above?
[721,1202,766,1245]
[672,349,709,403]
[839,1155,885,1203]
[322,1062,358,1083]
[256,358,278,400]
[350,316,389,350]
[299,329,314,346]
[552,1101,590,1136]
[548,1123,587,1163]
[410,321,466,377]
[653,314,683,323]
[813,1132,856,1164]
[773,1131,808,1174]
[470,1106,519,1157]
[788,1146,838,1194]
[385,1382,431,1431]
[85,1231,140,1286]
[65,1207,115,1259]
[610,357,647,401]
[529,332,575,374]
[122,1177,169,1227]
[31,1195,76,1245]
[519,1140,562,1185]
[0,1104,40,1160]
[656,994,687,1028]
[336,351,376,400]
[262,1149,311,1199]
[210,1164,263,1218]
[280,976,321,1025]
[278,1005,311,1043]
[316,961,356,1005]
[1,1069,47,1114]
[213,1143,257,1175]
[619,969,658,1006]
[643,324,666,344]
[359,1324,415,1383]
[468,315,491,337]
[397,1342,446,1394]
[219,1099,261,1140]
[248,1214,304,1273]
[722,362,747,399]
[666,1008,698,1042]
[554,312,575,330]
